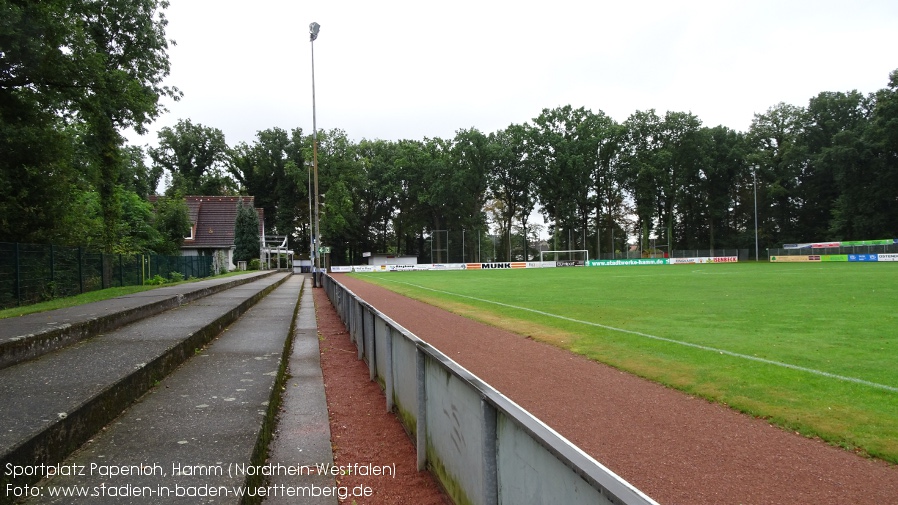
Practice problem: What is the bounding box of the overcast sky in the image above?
[127,0,898,149]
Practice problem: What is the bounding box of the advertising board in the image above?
[587,258,668,267]
[556,260,585,267]
[669,256,738,265]
[430,263,466,270]
[770,255,820,262]
[465,262,528,269]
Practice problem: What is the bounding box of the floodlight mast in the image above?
[753,165,759,262]
[310,21,321,287]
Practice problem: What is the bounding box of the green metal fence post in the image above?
[78,246,84,294]
[15,242,21,306]
[50,244,55,286]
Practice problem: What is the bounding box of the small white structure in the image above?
[261,235,294,270]
[366,253,418,267]
[292,259,312,274]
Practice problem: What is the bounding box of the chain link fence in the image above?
[0,242,213,309]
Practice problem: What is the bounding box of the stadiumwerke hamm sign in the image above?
[587,259,668,267]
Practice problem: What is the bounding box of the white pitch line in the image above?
[384,279,898,394]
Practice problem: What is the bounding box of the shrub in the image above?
[144,274,167,286]
[41,281,59,301]
[169,272,184,282]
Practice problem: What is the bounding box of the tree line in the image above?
[143,71,898,265]
[3,1,896,263]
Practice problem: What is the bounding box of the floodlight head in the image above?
[309,22,320,42]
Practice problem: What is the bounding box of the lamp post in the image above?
[305,160,313,275]
[310,21,321,287]
[752,166,759,262]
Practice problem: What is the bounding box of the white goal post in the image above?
[539,249,590,262]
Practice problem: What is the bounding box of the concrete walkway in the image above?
[0,271,276,370]
[0,273,337,505]
[266,278,338,505]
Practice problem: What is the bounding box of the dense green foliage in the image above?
[2,1,895,265]
[354,264,898,462]
[233,200,260,263]
[0,0,180,253]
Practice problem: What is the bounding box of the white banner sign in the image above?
[669,256,739,265]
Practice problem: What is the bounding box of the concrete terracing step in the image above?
[23,276,332,504]
[0,271,277,371]
[0,272,291,502]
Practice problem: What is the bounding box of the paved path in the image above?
[0,273,338,505]
[1,271,275,369]
[268,278,338,505]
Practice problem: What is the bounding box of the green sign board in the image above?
[586,258,669,267]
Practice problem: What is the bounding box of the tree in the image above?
[0,112,78,243]
[830,70,898,238]
[695,126,748,251]
[312,128,364,264]
[797,90,872,240]
[356,139,400,255]
[120,145,163,198]
[489,123,536,261]
[449,128,491,261]
[152,195,191,255]
[151,119,232,196]
[233,201,260,263]
[532,106,598,252]
[1,0,179,249]
[748,103,806,245]
[620,109,665,250]
[392,139,432,258]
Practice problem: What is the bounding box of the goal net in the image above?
[539,250,589,263]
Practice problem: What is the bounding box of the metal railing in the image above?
[323,274,658,505]
[0,242,213,309]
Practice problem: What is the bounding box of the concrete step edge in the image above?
[0,273,292,497]
[0,271,278,370]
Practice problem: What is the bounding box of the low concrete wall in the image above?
[323,274,658,505]
[0,271,277,370]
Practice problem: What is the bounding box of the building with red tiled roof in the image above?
[181,196,264,270]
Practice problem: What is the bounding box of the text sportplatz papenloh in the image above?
[5,461,396,479]
[5,461,395,500]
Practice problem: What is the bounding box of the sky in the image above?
[127,0,898,149]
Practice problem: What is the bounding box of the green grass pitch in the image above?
[351,262,898,463]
